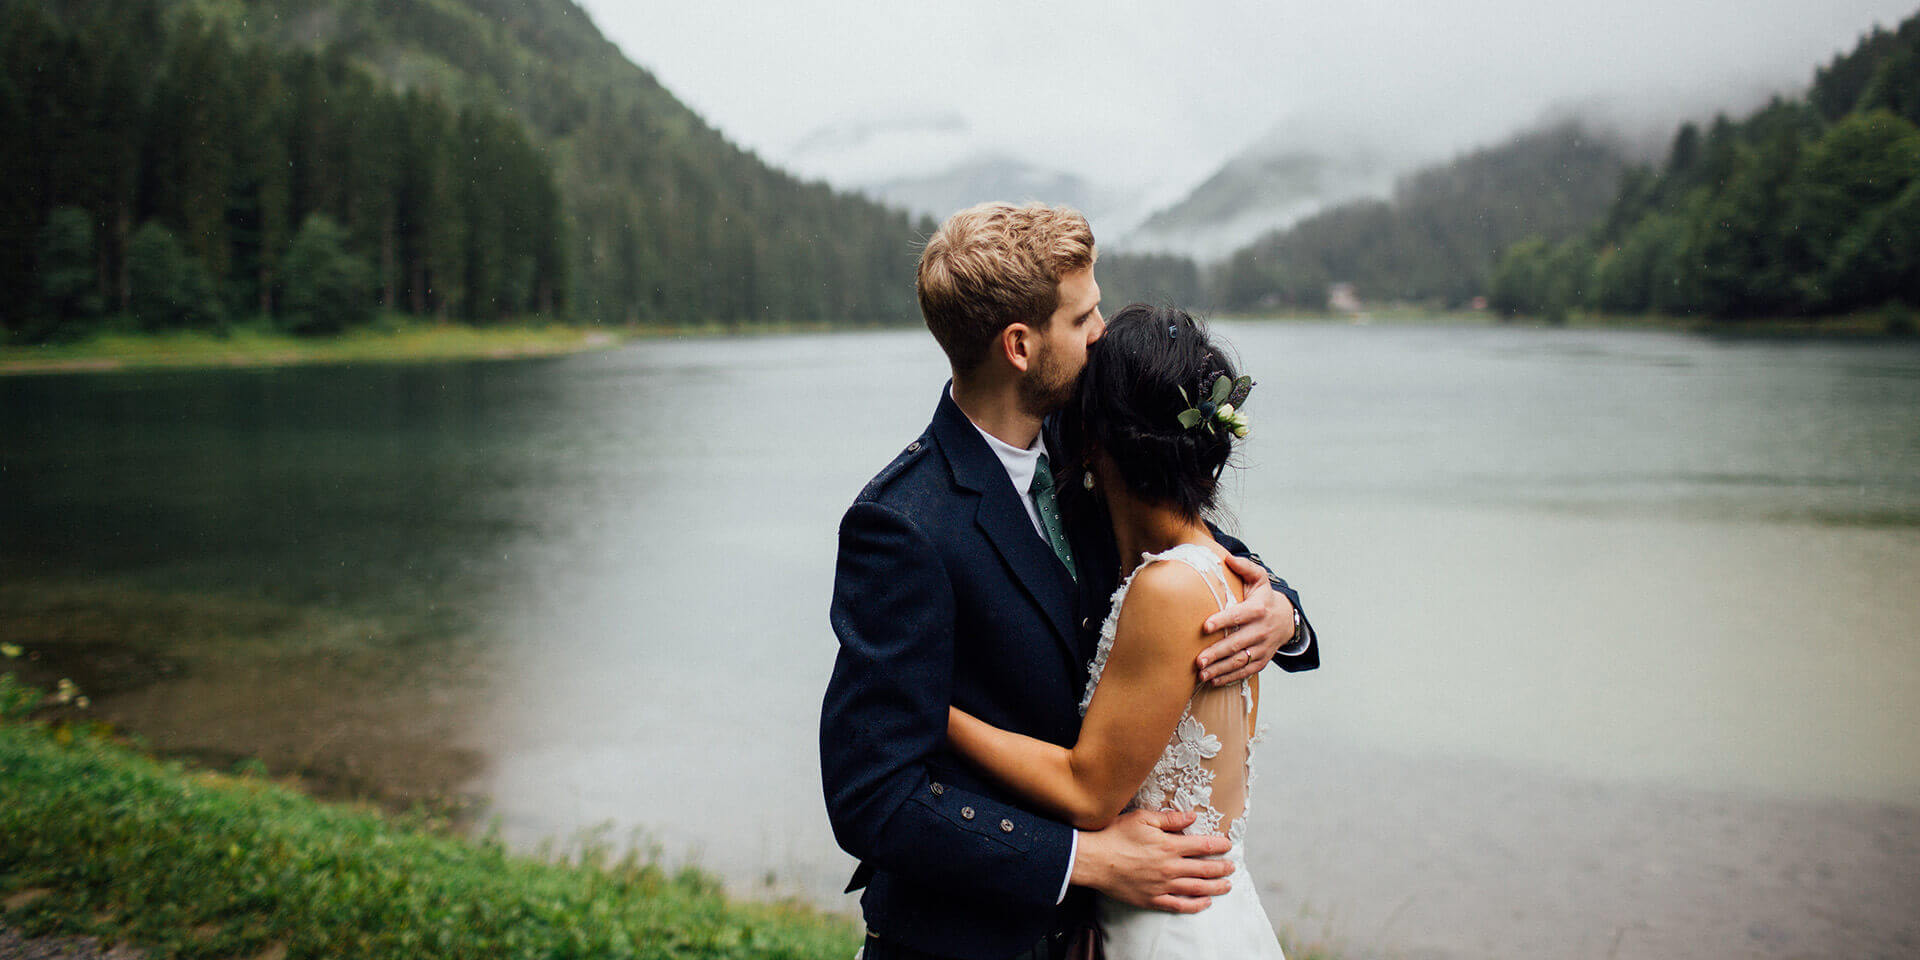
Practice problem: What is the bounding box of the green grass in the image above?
[1216,307,1498,326]
[0,316,933,376]
[1558,305,1918,337]
[0,675,859,960]
[0,316,625,376]
[0,662,1346,960]
[1220,303,1920,338]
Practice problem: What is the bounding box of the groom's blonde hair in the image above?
[917,201,1095,373]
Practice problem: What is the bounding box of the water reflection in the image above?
[466,332,951,896]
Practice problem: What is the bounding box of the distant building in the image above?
[1328,282,1361,315]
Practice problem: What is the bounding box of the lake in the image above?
[3,322,1917,959]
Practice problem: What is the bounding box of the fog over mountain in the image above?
[856,156,1144,240]
[1121,71,1826,261]
[779,110,974,186]
[1117,148,1392,260]
[778,113,1148,233]
[579,1,1920,246]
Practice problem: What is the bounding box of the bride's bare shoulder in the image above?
[1115,555,1229,654]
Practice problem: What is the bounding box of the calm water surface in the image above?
[4,323,1917,959]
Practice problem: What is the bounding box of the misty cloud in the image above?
[578,0,1918,205]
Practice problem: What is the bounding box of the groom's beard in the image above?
[1017,343,1077,418]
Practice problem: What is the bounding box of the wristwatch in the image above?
[1250,550,1309,654]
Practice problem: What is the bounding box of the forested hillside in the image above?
[1490,11,1920,321]
[1123,145,1401,263]
[1212,123,1630,310]
[1095,252,1206,308]
[2,0,931,342]
[2,0,565,338]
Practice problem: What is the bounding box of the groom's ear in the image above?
[1001,322,1036,373]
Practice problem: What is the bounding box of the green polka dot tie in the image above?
[1030,454,1078,582]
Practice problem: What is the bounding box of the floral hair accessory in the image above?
[1177,374,1254,438]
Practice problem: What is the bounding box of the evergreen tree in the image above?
[1689,136,1803,316]
[1662,123,1703,189]
[1098,253,1204,308]
[1786,110,1920,311]
[1859,43,1920,126]
[1811,24,1902,121]
[279,214,373,335]
[1827,178,1920,310]
[1489,237,1550,316]
[1541,239,1595,323]
[37,206,100,322]
[0,3,65,336]
[126,220,221,330]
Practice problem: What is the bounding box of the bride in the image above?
[946,304,1287,959]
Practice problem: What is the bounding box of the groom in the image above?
[822,202,1317,960]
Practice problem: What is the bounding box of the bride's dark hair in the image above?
[1059,303,1243,521]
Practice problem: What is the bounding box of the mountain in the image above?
[1122,145,1402,262]
[5,0,931,335]
[1213,122,1632,310]
[780,111,975,188]
[856,154,1146,240]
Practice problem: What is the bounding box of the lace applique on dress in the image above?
[1140,715,1224,835]
[1082,543,1262,844]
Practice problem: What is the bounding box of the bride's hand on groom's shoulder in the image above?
[1196,555,1295,686]
[1070,809,1235,914]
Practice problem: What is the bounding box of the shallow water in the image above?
[3,322,1917,958]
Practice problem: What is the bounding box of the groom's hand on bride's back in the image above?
[1070,809,1235,913]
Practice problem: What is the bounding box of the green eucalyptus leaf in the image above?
[1227,376,1254,406]
[1177,409,1203,429]
[1209,376,1230,404]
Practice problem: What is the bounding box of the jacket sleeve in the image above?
[1210,524,1321,673]
[821,499,1075,907]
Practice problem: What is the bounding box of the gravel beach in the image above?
[0,926,143,960]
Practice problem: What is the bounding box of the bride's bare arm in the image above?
[946,562,1224,830]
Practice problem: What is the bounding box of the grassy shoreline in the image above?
[1219,304,1919,337]
[0,320,626,376]
[0,691,862,959]
[0,317,930,377]
[7,307,1907,379]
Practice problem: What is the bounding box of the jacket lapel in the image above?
[930,387,1079,652]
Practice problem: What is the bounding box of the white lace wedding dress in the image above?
[1081,543,1287,960]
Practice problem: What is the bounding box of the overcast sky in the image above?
[574,1,1919,196]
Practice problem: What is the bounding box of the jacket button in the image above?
[907,441,921,453]
[1081,617,1092,630]
[930,782,944,796]
[1000,819,1014,832]
[960,806,975,820]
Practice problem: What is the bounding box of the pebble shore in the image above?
[0,926,144,960]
